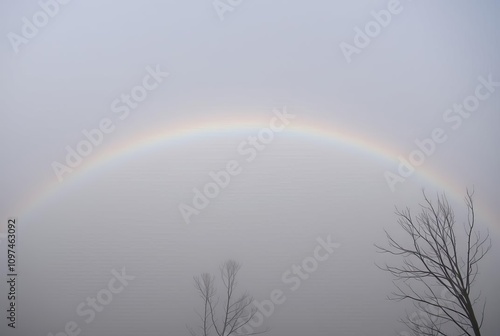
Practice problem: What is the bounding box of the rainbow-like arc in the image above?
[13,116,497,230]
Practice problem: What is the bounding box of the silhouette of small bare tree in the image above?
[376,190,491,336]
[188,260,267,336]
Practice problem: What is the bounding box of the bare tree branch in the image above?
[376,190,491,336]
[188,260,268,336]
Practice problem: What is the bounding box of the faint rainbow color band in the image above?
[10,115,498,231]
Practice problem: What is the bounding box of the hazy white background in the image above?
[0,1,499,335]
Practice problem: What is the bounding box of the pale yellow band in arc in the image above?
[16,117,498,231]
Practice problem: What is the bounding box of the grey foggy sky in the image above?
[1,1,499,336]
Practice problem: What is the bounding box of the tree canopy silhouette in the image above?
[376,190,491,336]
[188,260,267,336]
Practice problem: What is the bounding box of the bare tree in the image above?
[188,260,267,336]
[376,190,491,336]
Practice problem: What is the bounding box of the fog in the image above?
[1,1,499,335]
